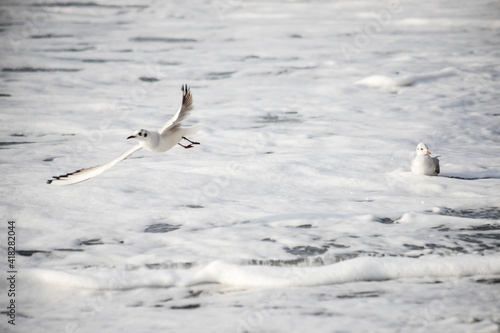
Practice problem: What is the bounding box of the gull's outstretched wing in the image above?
[159,84,194,135]
[47,144,142,185]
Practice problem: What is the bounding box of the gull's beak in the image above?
[127,135,136,139]
[425,150,431,154]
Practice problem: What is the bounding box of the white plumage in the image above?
[411,143,440,176]
[48,84,201,185]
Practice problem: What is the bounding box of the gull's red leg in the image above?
[182,137,200,145]
[178,143,194,149]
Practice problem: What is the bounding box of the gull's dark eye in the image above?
[144,133,147,137]
[420,148,423,150]
[138,133,142,136]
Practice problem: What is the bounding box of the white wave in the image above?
[24,255,500,290]
[356,67,457,89]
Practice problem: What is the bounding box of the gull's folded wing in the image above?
[159,84,194,135]
[48,144,142,185]
[432,156,440,175]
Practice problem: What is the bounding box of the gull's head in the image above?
[127,129,149,141]
[416,142,431,155]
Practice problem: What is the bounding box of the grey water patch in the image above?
[55,248,84,252]
[326,240,349,249]
[183,204,204,209]
[31,34,73,39]
[432,224,451,232]
[443,175,495,180]
[186,290,203,298]
[171,304,200,310]
[79,239,104,246]
[144,223,180,233]
[462,233,500,241]
[146,262,194,269]
[373,217,398,224]
[403,244,425,251]
[337,291,382,299]
[307,311,337,317]
[35,2,148,9]
[17,250,50,257]
[116,21,134,25]
[261,238,276,242]
[43,157,56,162]
[130,37,197,43]
[82,58,129,63]
[0,93,11,97]
[128,301,145,307]
[440,99,474,110]
[438,207,500,220]
[271,69,289,76]
[245,257,324,267]
[405,233,498,254]
[0,310,30,319]
[330,251,367,262]
[120,4,151,9]
[43,47,95,52]
[444,233,500,252]
[82,59,108,63]
[475,278,500,284]
[35,2,115,7]
[206,71,236,80]
[257,113,301,124]
[290,65,317,71]
[10,133,25,137]
[322,251,388,264]
[424,243,466,253]
[284,245,329,257]
[460,224,500,231]
[286,224,313,229]
[0,141,34,148]
[0,22,23,27]
[454,234,483,244]
[455,235,498,252]
[159,60,182,66]
[3,67,82,72]
[139,77,160,82]
[242,55,261,60]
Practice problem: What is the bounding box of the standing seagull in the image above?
[411,143,440,176]
[48,84,201,185]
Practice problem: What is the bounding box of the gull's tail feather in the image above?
[183,124,203,136]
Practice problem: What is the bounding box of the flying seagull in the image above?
[48,84,201,185]
[411,143,440,176]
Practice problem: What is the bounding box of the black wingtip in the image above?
[181,84,189,94]
[46,169,84,185]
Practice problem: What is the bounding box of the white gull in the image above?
[411,143,440,176]
[48,84,201,185]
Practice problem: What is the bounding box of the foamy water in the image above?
[1,0,499,332]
